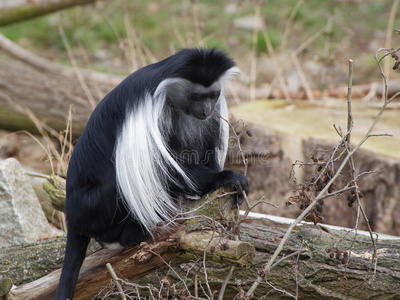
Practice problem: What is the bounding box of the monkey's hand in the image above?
[176,166,250,208]
[217,170,250,208]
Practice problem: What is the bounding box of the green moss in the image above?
[0,5,46,26]
[0,108,39,134]
[0,278,12,297]
[178,252,198,262]
[1,16,56,44]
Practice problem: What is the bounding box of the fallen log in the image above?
[0,0,103,27]
[3,221,400,300]
[0,237,100,286]
[0,32,123,137]
[6,228,182,300]
[0,33,273,137]
[3,187,256,299]
[0,58,99,137]
[4,177,390,299]
[2,183,400,299]
[4,227,255,300]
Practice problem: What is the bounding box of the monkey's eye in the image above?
[192,93,202,101]
[211,91,221,99]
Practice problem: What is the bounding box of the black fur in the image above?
[56,48,249,299]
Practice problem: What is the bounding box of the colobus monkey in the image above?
[56,48,250,299]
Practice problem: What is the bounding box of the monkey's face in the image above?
[166,79,221,120]
[189,89,221,120]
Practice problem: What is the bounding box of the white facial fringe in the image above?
[115,67,239,235]
[218,95,229,169]
[217,67,240,169]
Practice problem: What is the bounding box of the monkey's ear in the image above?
[219,67,241,86]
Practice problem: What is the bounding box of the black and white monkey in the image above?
[56,48,250,299]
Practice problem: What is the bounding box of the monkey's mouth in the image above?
[194,114,209,120]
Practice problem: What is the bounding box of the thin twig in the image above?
[249,0,264,101]
[266,28,324,99]
[217,266,235,300]
[270,249,307,271]
[148,250,193,297]
[342,59,377,269]
[57,13,96,110]
[245,50,399,298]
[382,0,400,99]
[261,30,291,100]
[106,263,127,300]
[294,241,305,300]
[195,274,199,298]
[347,59,354,142]
[264,280,296,299]
[238,197,279,226]
[202,230,216,299]
[291,52,315,102]
[281,0,304,52]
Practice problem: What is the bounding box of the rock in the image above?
[0,158,51,247]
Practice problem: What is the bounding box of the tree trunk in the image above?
[0,0,103,27]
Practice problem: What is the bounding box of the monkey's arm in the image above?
[176,164,250,206]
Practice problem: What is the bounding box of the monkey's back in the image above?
[65,48,234,240]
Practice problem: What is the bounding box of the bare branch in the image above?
[245,50,399,298]
[0,0,103,26]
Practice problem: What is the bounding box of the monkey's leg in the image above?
[96,216,148,248]
[55,229,90,300]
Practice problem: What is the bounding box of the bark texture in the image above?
[0,56,116,137]
[2,188,400,299]
[2,224,400,300]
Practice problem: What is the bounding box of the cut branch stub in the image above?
[178,186,255,268]
[0,278,12,298]
[42,174,66,212]
[182,186,237,232]
[178,230,255,268]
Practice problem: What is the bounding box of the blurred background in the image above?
[2,0,400,89]
[1,0,400,236]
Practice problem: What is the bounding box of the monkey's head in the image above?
[165,79,221,120]
[162,48,236,120]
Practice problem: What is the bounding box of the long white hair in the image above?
[115,67,239,235]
